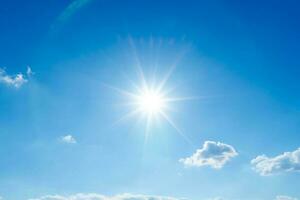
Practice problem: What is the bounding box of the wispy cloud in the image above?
[0,68,28,88]
[28,193,185,200]
[207,197,225,200]
[251,148,300,176]
[27,66,34,76]
[60,135,77,144]
[276,196,298,200]
[179,141,238,169]
[51,0,93,31]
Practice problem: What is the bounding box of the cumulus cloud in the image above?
[179,141,238,169]
[28,193,184,200]
[0,68,28,88]
[276,196,298,200]
[60,135,77,144]
[251,148,300,176]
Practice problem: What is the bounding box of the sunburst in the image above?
[105,38,197,145]
[106,66,195,145]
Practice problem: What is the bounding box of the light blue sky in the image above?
[0,0,300,200]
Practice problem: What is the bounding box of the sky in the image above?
[0,0,300,200]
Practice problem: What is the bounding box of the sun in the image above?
[104,39,197,143]
[136,89,165,115]
[107,70,193,138]
[105,66,196,145]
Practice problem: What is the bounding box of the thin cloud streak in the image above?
[51,0,93,31]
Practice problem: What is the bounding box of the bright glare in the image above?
[137,90,165,114]
[109,70,194,144]
[107,39,196,144]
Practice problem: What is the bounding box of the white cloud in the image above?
[60,135,77,144]
[179,141,238,169]
[206,198,224,200]
[28,193,184,200]
[0,68,28,88]
[251,148,300,176]
[27,66,34,76]
[276,196,298,200]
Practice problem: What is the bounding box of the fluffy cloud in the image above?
[275,196,298,200]
[251,148,300,176]
[0,68,28,88]
[179,141,238,169]
[60,135,77,144]
[28,193,184,200]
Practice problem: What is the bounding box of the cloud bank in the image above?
[179,141,238,169]
[29,194,298,200]
[251,148,300,176]
[28,193,184,200]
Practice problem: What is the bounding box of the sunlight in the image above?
[137,89,165,115]
[107,68,195,145]
[103,38,198,145]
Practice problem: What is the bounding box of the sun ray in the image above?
[112,109,141,126]
[143,113,153,146]
[110,70,196,145]
[163,96,202,102]
[128,37,148,91]
[109,40,196,145]
[121,72,144,95]
[101,83,141,100]
[159,110,193,146]
[157,49,188,93]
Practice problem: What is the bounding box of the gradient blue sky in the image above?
[0,0,300,200]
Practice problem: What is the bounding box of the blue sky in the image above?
[0,0,300,200]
